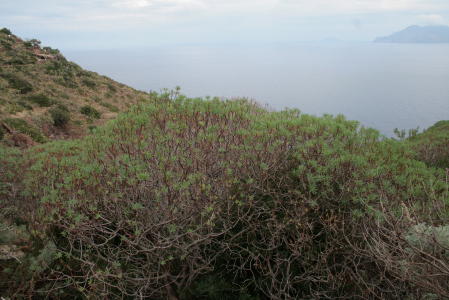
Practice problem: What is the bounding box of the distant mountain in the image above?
[374,25,449,43]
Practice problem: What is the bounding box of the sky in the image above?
[2,0,449,50]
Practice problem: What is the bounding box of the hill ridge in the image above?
[374,25,449,43]
[0,27,148,146]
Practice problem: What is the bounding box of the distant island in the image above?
[374,25,449,43]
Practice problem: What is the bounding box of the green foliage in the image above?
[2,118,46,143]
[82,78,96,89]
[406,223,449,254]
[0,145,21,198]
[42,46,60,55]
[26,93,55,107]
[16,95,448,299]
[0,28,12,35]
[23,39,41,49]
[100,101,119,112]
[0,40,13,50]
[80,105,101,119]
[408,120,449,168]
[17,100,33,110]
[49,106,70,127]
[0,73,33,94]
[106,83,117,93]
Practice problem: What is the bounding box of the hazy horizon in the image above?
[2,1,449,50]
[3,0,449,135]
[64,41,449,136]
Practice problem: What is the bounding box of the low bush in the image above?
[17,95,448,299]
[42,46,60,55]
[55,76,78,89]
[80,105,100,119]
[49,106,70,127]
[409,120,449,168]
[100,101,119,112]
[0,39,13,50]
[2,118,46,143]
[106,83,117,93]
[17,100,33,110]
[23,39,41,49]
[0,28,12,35]
[81,78,97,89]
[0,73,33,94]
[26,94,55,107]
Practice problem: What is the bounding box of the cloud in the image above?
[111,0,206,10]
[3,0,449,27]
[276,0,438,14]
[112,0,152,8]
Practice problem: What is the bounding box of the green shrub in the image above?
[23,39,41,49]
[408,120,449,168]
[49,106,70,127]
[0,73,33,94]
[80,105,100,119]
[17,100,33,110]
[106,83,117,93]
[0,28,12,35]
[0,40,13,50]
[100,101,119,113]
[81,79,96,89]
[55,77,78,89]
[6,58,26,65]
[42,46,60,55]
[5,103,25,114]
[26,94,55,107]
[2,118,46,143]
[19,95,448,299]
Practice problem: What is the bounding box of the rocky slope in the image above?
[0,28,148,146]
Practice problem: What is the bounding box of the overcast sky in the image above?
[2,0,449,49]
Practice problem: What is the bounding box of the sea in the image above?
[65,42,449,136]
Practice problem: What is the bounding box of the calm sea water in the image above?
[65,42,449,136]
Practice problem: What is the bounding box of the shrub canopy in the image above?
[5,95,449,299]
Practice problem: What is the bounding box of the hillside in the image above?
[0,28,147,145]
[408,120,449,168]
[374,25,449,43]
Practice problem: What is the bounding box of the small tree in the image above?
[80,105,101,119]
[24,39,41,49]
[50,107,70,127]
[0,28,12,35]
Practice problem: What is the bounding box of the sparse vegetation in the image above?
[0,72,33,94]
[100,101,119,112]
[2,118,46,143]
[80,105,101,119]
[0,29,146,142]
[23,39,41,49]
[0,28,12,35]
[26,93,55,107]
[49,105,70,127]
[82,78,97,89]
